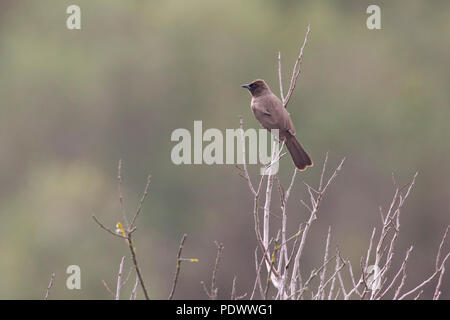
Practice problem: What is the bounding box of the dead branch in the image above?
[282,24,311,108]
[115,256,125,300]
[202,241,224,300]
[168,234,188,300]
[92,160,151,300]
[44,272,55,300]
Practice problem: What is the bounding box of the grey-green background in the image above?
[0,0,449,299]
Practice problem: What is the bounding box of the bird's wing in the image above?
[266,94,296,135]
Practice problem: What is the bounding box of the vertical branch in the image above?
[92,161,152,300]
[210,241,224,300]
[115,256,125,300]
[264,233,280,299]
[392,247,414,299]
[238,117,257,196]
[261,141,285,292]
[434,226,450,300]
[317,226,332,299]
[290,156,344,298]
[130,276,139,300]
[369,173,418,299]
[241,24,311,300]
[168,234,188,300]
[201,241,224,300]
[130,174,151,229]
[127,232,150,300]
[283,24,311,108]
[118,159,129,228]
[231,276,237,300]
[239,118,281,281]
[263,171,275,254]
[280,169,297,271]
[251,248,266,300]
[44,272,55,300]
[278,51,285,103]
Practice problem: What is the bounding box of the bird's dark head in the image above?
[241,79,270,97]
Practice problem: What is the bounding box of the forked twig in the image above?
[93,160,151,300]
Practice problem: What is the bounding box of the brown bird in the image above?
[242,79,313,171]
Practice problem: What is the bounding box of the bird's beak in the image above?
[241,84,250,90]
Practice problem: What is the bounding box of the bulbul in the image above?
[242,79,313,171]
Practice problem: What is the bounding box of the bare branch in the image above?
[436,226,449,270]
[231,276,237,300]
[239,117,257,196]
[115,256,125,300]
[211,241,224,300]
[283,24,311,108]
[92,215,126,239]
[168,234,188,300]
[317,226,332,300]
[118,159,129,228]
[202,241,224,300]
[121,265,133,287]
[44,273,55,300]
[102,280,115,298]
[392,247,414,299]
[251,248,266,300]
[130,276,139,300]
[398,226,450,300]
[127,233,150,300]
[130,174,151,229]
[277,51,285,102]
[93,162,151,300]
[290,156,345,297]
[229,276,247,300]
[379,246,413,299]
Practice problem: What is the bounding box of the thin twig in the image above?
[93,162,151,300]
[264,234,280,299]
[317,226,332,299]
[115,256,125,300]
[202,241,224,299]
[92,215,126,239]
[130,174,151,229]
[210,241,224,300]
[283,24,311,108]
[230,276,247,300]
[278,51,285,102]
[251,248,266,300]
[290,156,345,297]
[239,117,257,196]
[398,226,450,300]
[44,273,55,300]
[118,159,129,228]
[168,234,188,300]
[130,276,139,300]
[121,265,133,287]
[102,280,115,298]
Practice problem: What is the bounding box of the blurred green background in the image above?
[0,0,449,299]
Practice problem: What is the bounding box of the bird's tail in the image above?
[285,135,313,171]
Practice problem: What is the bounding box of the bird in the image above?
[241,79,313,171]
